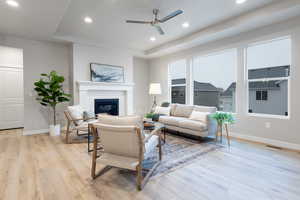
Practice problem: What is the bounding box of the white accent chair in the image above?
[64,105,97,144]
[91,115,162,190]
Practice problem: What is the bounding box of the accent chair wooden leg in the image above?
[136,164,142,191]
[66,121,70,144]
[91,127,98,179]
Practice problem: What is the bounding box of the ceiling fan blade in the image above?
[126,20,151,24]
[153,25,165,35]
[159,10,183,23]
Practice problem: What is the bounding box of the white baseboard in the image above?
[23,129,49,135]
[230,132,300,151]
[23,126,67,136]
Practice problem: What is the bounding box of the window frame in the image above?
[191,48,238,113]
[168,59,188,104]
[245,36,291,119]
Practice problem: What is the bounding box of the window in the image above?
[256,91,268,101]
[168,60,187,104]
[246,37,290,116]
[192,49,237,112]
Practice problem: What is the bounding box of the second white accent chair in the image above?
[91,115,162,190]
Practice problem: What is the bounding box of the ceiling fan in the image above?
[126,9,183,35]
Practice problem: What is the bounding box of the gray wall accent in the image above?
[0,36,71,132]
[133,57,150,115]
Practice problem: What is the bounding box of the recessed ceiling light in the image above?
[182,22,189,28]
[84,17,93,24]
[6,0,19,7]
[236,0,247,4]
[150,37,156,42]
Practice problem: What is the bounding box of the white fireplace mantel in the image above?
[77,81,135,115]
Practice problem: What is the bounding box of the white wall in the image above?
[71,43,149,115]
[0,36,70,134]
[148,16,300,147]
[133,57,150,115]
[71,43,134,104]
[0,46,23,68]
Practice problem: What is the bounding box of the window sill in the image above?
[247,113,290,120]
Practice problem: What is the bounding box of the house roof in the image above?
[248,65,290,79]
[221,83,236,97]
[194,81,220,92]
[172,78,186,85]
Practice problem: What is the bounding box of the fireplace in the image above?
[94,99,119,116]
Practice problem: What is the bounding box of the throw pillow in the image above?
[154,106,171,116]
[68,105,84,125]
[173,104,194,118]
[83,111,95,122]
[189,111,210,123]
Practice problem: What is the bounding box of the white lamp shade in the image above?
[149,83,162,95]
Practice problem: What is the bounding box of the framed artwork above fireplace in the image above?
[90,63,124,83]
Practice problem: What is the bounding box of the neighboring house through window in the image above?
[192,49,237,112]
[246,37,290,116]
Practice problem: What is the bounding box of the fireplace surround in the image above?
[77,81,134,116]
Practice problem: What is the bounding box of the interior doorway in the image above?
[0,46,24,130]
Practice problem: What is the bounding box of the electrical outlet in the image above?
[265,122,271,129]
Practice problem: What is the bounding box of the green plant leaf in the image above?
[34,70,71,125]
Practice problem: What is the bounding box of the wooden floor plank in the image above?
[0,129,300,200]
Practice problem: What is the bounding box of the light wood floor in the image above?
[1,129,300,200]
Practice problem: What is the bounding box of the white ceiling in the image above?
[0,0,299,57]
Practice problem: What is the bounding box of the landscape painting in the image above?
[90,63,124,83]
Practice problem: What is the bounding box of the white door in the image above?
[0,67,24,130]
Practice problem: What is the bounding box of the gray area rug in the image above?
[142,134,222,178]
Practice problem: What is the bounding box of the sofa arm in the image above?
[207,115,218,138]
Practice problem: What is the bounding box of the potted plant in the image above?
[210,112,235,126]
[210,112,235,145]
[34,71,71,136]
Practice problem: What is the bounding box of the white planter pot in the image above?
[49,124,60,136]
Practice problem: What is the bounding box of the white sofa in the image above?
[158,104,217,138]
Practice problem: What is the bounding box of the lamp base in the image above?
[150,96,157,113]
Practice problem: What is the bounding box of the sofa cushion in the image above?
[159,116,186,127]
[154,106,171,116]
[189,111,210,124]
[193,105,217,113]
[170,104,177,116]
[173,104,194,118]
[178,119,208,131]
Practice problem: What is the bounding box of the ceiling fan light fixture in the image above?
[84,17,93,24]
[182,22,189,28]
[236,0,247,4]
[150,37,156,42]
[126,9,183,35]
[6,0,19,7]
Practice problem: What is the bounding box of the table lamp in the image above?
[149,83,161,112]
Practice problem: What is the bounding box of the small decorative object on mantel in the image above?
[34,71,71,136]
[210,112,235,147]
[90,63,124,83]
